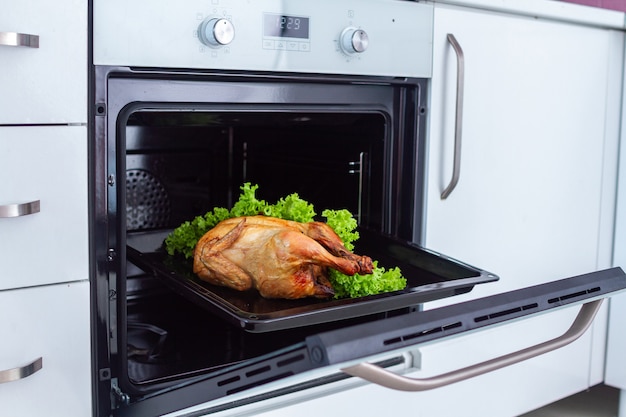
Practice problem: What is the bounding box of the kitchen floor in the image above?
[520,384,620,417]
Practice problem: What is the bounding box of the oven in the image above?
[90,1,626,416]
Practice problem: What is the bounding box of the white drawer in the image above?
[0,0,87,124]
[0,126,88,290]
[0,281,91,417]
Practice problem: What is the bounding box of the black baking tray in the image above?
[126,228,498,332]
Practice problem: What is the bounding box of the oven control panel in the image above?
[93,0,433,78]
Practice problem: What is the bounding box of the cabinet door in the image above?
[0,0,87,124]
[0,126,88,290]
[605,47,626,390]
[418,5,623,416]
[424,5,621,302]
[0,282,91,417]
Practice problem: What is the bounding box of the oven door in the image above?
[111,268,626,417]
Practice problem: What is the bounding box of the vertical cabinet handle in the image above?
[441,34,465,200]
[0,32,39,48]
[342,299,602,390]
[0,200,40,218]
[0,357,43,384]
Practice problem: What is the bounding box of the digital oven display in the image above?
[263,13,310,39]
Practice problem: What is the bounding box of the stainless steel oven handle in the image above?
[441,33,465,200]
[0,200,40,218]
[0,31,39,48]
[0,357,43,384]
[342,299,602,391]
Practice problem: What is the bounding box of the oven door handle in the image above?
[0,31,39,48]
[441,33,465,200]
[341,299,602,391]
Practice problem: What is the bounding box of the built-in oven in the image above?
[90,1,626,416]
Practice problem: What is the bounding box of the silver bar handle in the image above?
[0,200,41,218]
[0,31,39,48]
[441,33,465,200]
[342,299,602,391]
[0,357,43,384]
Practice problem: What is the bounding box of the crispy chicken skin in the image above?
[192,215,373,299]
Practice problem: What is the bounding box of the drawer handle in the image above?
[342,299,602,391]
[0,200,40,218]
[0,31,39,48]
[0,357,43,384]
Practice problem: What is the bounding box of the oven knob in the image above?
[340,27,369,54]
[198,18,235,47]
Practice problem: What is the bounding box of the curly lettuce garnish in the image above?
[329,262,405,299]
[163,206,231,259]
[263,193,316,223]
[321,209,405,298]
[229,183,268,218]
[164,183,406,298]
[321,209,359,251]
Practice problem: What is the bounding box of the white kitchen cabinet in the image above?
[0,0,87,124]
[604,28,626,415]
[0,126,88,291]
[1,0,90,414]
[415,3,623,416]
[424,4,621,298]
[0,281,91,417]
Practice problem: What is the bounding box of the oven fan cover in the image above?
[126,169,171,231]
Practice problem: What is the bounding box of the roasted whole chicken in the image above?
[193,215,373,299]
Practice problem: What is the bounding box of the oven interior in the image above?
[120,108,415,393]
[124,110,389,232]
[106,78,495,402]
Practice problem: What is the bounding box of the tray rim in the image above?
[126,229,499,332]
